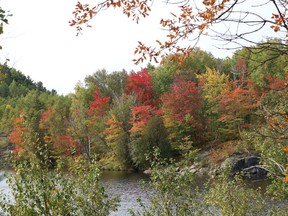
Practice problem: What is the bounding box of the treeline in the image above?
[1,41,287,177]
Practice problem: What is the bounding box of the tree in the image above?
[232,40,288,87]
[39,96,80,157]
[8,114,26,155]
[84,69,127,99]
[129,106,170,169]
[248,74,288,198]
[125,68,154,105]
[197,67,229,140]
[8,91,55,166]
[104,114,129,169]
[150,49,217,96]
[69,84,95,160]
[70,0,288,64]
[217,79,260,140]
[161,79,204,145]
[103,94,136,169]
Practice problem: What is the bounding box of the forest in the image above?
[0,41,288,215]
[0,0,288,214]
[0,40,287,214]
[0,41,287,171]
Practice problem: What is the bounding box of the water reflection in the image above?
[100,171,151,216]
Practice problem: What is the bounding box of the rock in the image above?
[218,155,267,180]
[231,156,267,180]
[143,169,152,175]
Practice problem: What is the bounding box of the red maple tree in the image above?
[125,68,154,105]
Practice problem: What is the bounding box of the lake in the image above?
[101,171,151,216]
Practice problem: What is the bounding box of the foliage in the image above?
[69,85,95,160]
[103,114,129,170]
[197,67,229,140]
[209,141,238,165]
[125,68,154,105]
[217,79,260,140]
[84,69,127,99]
[161,79,204,145]
[129,148,205,216]
[205,172,266,216]
[248,74,288,198]
[234,40,288,87]
[0,156,119,215]
[129,109,170,169]
[39,97,81,157]
[150,50,217,98]
[101,95,136,170]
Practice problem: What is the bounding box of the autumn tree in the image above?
[161,79,204,150]
[69,84,95,160]
[39,96,81,157]
[8,114,26,155]
[70,0,288,64]
[232,40,288,87]
[217,79,260,140]
[85,88,110,158]
[197,67,229,140]
[103,94,136,169]
[125,68,154,105]
[129,105,170,169]
[8,91,55,166]
[248,74,288,198]
[150,49,217,96]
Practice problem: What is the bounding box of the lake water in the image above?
[101,171,151,216]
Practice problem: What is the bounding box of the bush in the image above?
[205,172,266,216]
[0,156,119,216]
[129,148,205,216]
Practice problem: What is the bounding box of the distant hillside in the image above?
[0,63,56,98]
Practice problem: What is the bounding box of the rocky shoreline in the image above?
[182,152,268,180]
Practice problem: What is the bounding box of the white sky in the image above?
[0,0,277,95]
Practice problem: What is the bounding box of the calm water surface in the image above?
[101,171,151,216]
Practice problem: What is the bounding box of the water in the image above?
[100,171,151,216]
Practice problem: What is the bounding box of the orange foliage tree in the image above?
[8,114,27,155]
[40,108,81,157]
[217,79,260,139]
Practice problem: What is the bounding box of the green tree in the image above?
[69,84,94,160]
[233,39,288,87]
[129,106,170,169]
[84,69,127,99]
[0,81,9,97]
[103,94,136,170]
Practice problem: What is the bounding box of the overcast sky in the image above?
[0,0,276,95]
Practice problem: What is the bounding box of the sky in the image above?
[0,0,277,95]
